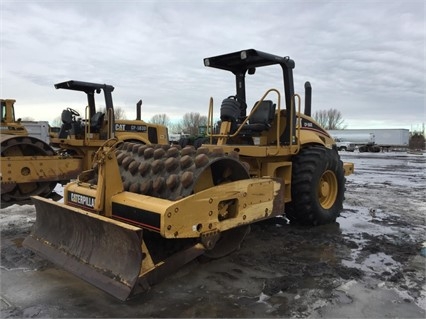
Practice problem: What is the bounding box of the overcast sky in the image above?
[1,0,425,131]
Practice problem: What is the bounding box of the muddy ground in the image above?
[1,152,425,318]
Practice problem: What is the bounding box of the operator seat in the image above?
[239,100,276,135]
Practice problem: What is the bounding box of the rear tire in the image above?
[286,145,345,226]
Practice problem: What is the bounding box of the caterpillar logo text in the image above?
[115,123,147,132]
[68,192,95,209]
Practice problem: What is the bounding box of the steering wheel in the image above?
[67,107,80,117]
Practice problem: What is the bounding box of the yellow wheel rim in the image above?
[318,170,338,209]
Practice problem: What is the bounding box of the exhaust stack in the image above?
[136,100,142,120]
[304,81,312,116]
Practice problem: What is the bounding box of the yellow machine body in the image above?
[25,141,284,300]
[1,99,28,136]
[1,100,82,200]
[25,50,354,300]
[1,82,169,203]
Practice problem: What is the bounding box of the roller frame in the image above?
[25,140,284,300]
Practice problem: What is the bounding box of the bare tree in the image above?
[170,122,184,134]
[50,116,62,127]
[100,107,127,120]
[21,116,35,121]
[409,131,425,150]
[314,110,328,128]
[181,112,207,136]
[150,114,170,126]
[112,107,126,120]
[313,108,345,130]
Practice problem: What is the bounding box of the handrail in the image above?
[291,93,302,154]
[207,97,214,144]
[85,105,90,144]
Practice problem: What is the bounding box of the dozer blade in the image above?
[23,196,144,301]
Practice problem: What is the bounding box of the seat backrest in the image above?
[250,100,276,125]
[61,109,73,124]
[58,109,73,138]
[90,112,105,132]
[220,97,241,122]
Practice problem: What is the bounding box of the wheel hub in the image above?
[318,170,338,209]
[320,180,330,197]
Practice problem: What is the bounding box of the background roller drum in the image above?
[1,135,57,201]
[285,145,345,226]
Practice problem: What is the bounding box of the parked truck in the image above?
[370,129,410,150]
[329,129,409,152]
[20,121,51,145]
[330,131,376,152]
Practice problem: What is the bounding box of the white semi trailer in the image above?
[21,121,51,145]
[329,129,409,152]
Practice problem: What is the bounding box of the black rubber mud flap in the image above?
[23,196,144,301]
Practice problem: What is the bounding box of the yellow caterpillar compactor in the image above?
[24,49,354,300]
[1,81,168,202]
[1,98,81,202]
